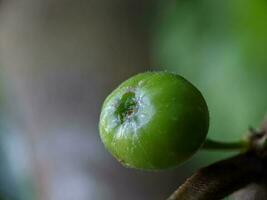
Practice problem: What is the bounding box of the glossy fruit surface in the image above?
[99,71,209,170]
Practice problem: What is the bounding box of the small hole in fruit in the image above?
[115,91,138,123]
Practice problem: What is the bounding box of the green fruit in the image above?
[99,71,209,170]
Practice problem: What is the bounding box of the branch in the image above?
[167,151,266,200]
[202,138,249,151]
[233,183,267,200]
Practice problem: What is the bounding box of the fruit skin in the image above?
[99,71,209,170]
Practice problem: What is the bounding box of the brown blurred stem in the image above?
[167,151,266,200]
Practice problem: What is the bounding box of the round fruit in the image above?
[99,71,209,170]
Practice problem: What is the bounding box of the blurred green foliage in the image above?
[152,2,267,198]
[153,0,267,143]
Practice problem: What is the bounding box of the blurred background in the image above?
[0,0,266,199]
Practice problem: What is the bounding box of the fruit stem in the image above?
[202,138,249,151]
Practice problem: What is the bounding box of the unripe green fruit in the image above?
[99,71,209,170]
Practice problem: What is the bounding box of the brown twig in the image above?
[168,119,267,200]
[167,151,266,200]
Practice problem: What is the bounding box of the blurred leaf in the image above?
[153,0,267,144]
